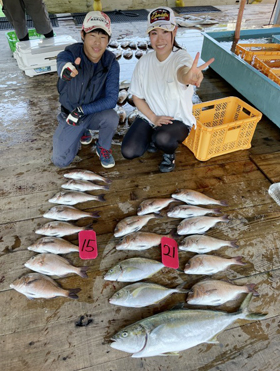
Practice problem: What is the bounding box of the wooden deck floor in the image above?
[1,4,280,371]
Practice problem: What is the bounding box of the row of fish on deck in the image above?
[10,170,111,299]
[104,189,264,357]
[10,176,265,357]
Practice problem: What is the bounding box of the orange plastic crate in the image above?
[252,54,280,75]
[183,97,262,161]
[235,43,280,63]
[268,68,280,85]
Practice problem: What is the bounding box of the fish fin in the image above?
[233,256,245,265]
[97,194,106,202]
[207,335,219,344]
[246,283,259,296]
[90,211,101,218]
[240,293,267,320]
[79,266,89,278]
[159,352,180,356]
[67,288,81,299]
[168,228,179,239]
[169,302,186,310]
[154,213,164,218]
[85,223,94,230]
[230,240,239,248]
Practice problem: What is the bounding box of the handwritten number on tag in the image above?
[79,230,98,260]
[161,237,179,269]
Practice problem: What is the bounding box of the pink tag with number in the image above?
[79,230,98,260]
[161,237,179,269]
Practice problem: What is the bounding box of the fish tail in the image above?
[168,228,179,239]
[79,266,89,278]
[230,240,239,248]
[234,256,245,265]
[90,211,101,218]
[214,208,222,214]
[85,223,94,230]
[154,213,164,218]
[176,281,190,293]
[219,200,228,206]
[102,184,110,190]
[246,283,259,296]
[104,178,112,184]
[240,293,267,320]
[221,215,230,222]
[67,288,81,299]
[96,194,106,202]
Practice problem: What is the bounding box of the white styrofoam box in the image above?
[14,35,77,76]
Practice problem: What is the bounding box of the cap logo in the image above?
[88,15,109,27]
[150,9,171,23]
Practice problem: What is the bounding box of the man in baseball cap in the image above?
[52,11,120,169]
[82,11,112,36]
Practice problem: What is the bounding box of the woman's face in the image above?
[149,27,177,61]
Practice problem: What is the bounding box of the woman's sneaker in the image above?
[159,153,175,173]
[80,130,93,145]
[95,142,115,168]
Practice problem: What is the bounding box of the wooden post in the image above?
[231,0,247,53]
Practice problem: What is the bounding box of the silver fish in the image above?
[127,93,135,107]
[137,41,148,50]
[109,282,188,308]
[121,41,130,49]
[25,253,88,278]
[109,40,119,48]
[187,279,259,306]
[43,205,100,221]
[129,41,137,49]
[116,231,173,251]
[123,49,133,59]
[10,273,80,299]
[61,179,109,192]
[117,106,126,124]
[112,48,122,59]
[137,198,176,216]
[167,205,221,219]
[177,215,229,235]
[179,235,238,253]
[114,213,162,238]
[64,169,111,184]
[172,189,228,206]
[104,257,164,282]
[135,50,144,59]
[27,237,79,254]
[48,191,105,205]
[35,221,92,237]
[128,110,138,125]
[184,255,245,275]
[110,293,266,357]
[117,89,128,104]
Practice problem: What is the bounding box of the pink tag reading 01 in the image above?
[161,237,179,269]
[79,230,98,260]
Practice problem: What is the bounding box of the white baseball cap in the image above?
[82,11,112,36]
[147,7,176,34]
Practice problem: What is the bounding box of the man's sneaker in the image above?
[80,130,93,145]
[159,153,175,173]
[95,142,115,168]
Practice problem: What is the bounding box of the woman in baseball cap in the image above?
[121,7,214,173]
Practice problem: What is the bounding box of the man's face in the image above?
[82,30,109,63]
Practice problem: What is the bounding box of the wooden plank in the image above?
[250,152,280,183]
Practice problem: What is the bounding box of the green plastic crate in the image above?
[6,29,45,52]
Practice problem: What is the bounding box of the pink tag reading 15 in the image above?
[79,230,98,260]
[161,237,179,269]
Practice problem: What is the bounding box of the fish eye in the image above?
[122,331,128,338]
